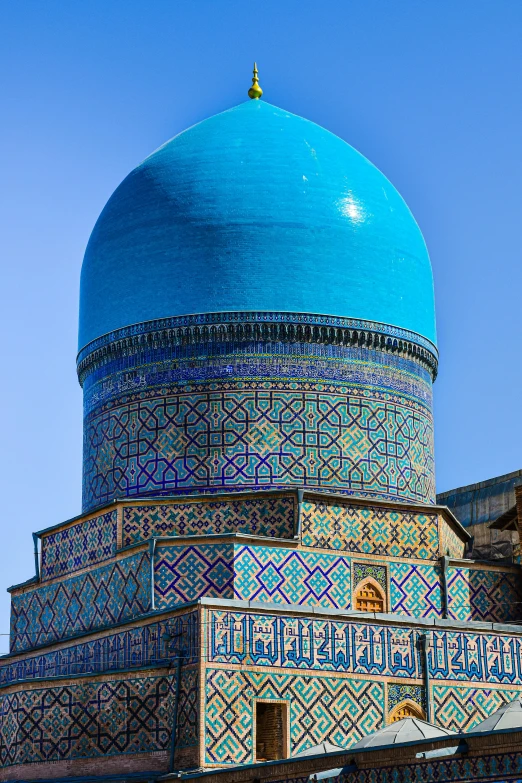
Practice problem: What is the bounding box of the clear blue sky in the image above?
[0,0,521,649]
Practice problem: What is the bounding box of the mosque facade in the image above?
[1,70,522,782]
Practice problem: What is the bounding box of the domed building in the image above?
[78,86,437,512]
[2,69,522,783]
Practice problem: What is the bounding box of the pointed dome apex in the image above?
[79,100,436,351]
[248,62,263,99]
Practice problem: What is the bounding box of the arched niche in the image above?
[353,577,386,612]
[389,700,426,723]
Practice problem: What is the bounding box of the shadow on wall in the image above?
[447,566,522,624]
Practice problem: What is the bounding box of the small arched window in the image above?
[354,579,385,612]
[389,701,425,723]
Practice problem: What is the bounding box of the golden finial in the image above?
[248,62,263,100]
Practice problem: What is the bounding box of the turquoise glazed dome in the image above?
[78,95,438,513]
[79,100,436,350]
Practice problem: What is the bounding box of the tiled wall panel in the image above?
[10,552,151,653]
[40,510,117,580]
[154,543,234,608]
[205,668,383,764]
[390,562,442,618]
[447,566,522,623]
[0,674,175,768]
[301,501,439,560]
[81,341,435,511]
[234,545,351,609]
[208,610,522,685]
[208,611,419,677]
[433,683,522,732]
[0,611,198,687]
[123,496,295,546]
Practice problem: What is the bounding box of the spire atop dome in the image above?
[248,62,263,99]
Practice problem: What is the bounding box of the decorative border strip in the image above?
[77,312,438,384]
[0,611,198,688]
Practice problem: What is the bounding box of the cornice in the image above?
[77,311,438,385]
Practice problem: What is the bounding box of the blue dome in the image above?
[79,100,436,350]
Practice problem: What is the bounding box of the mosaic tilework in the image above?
[234,546,351,609]
[390,562,443,618]
[429,630,522,684]
[177,665,199,752]
[205,669,383,763]
[352,562,387,591]
[154,543,353,611]
[208,610,522,685]
[0,611,198,687]
[155,544,234,608]
[40,510,117,580]
[80,332,435,417]
[82,360,435,512]
[77,311,438,377]
[122,495,295,546]
[387,682,425,712]
[209,612,419,678]
[10,552,151,653]
[301,501,439,559]
[446,566,522,623]
[0,674,176,768]
[439,517,466,558]
[433,684,522,732]
[338,751,522,783]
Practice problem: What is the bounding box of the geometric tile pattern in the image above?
[447,566,522,623]
[234,546,351,609]
[208,611,419,678]
[155,542,353,611]
[390,562,443,618]
[10,552,151,653]
[40,510,117,580]
[123,496,295,546]
[337,750,522,783]
[433,684,522,732]
[0,611,198,687]
[177,666,199,751]
[438,517,466,558]
[0,674,176,768]
[205,668,383,763]
[154,544,234,608]
[352,562,387,591]
[387,682,425,713]
[301,500,439,560]
[82,348,435,511]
